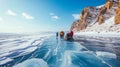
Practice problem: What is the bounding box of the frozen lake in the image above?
[0,34,120,67]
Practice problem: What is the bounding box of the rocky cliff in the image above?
[115,0,120,24]
[71,0,120,32]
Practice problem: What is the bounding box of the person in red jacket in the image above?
[70,30,74,37]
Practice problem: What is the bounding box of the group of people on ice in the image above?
[56,30,74,41]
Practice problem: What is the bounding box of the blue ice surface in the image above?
[1,37,120,67]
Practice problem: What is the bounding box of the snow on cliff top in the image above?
[75,16,120,37]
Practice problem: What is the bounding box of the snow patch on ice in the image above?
[0,58,13,65]
[13,58,48,67]
[74,31,120,37]
[96,51,117,59]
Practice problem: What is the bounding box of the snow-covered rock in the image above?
[71,0,120,36]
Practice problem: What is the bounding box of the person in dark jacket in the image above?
[56,32,58,37]
[65,30,74,41]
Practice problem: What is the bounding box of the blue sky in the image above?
[0,0,106,33]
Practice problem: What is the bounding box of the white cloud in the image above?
[72,14,80,20]
[49,13,59,20]
[51,15,59,20]
[7,10,17,16]
[22,12,34,20]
